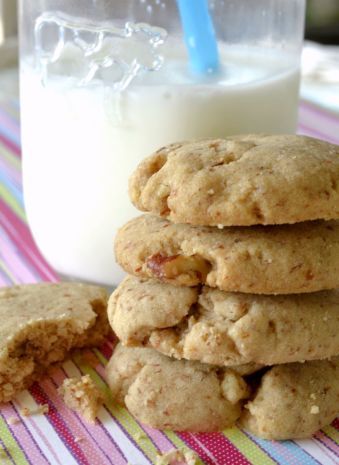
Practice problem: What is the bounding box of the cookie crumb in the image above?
[8,416,20,425]
[310,393,317,400]
[58,375,104,424]
[20,407,31,417]
[155,448,198,465]
[74,437,84,443]
[183,449,198,465]
[37,404,49,415]
[217,224,224,229]
[134,431,147,441]
[310,405,320,414]
[20,404,49,417]
[221,371,250,404]
[207,189,215,195]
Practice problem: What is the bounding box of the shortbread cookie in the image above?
[106,344,249,432]
[0,282,109,402]
[241,358,339,439]
[59,375,104,423]
[115,215,339,294]
[129,135,339,226]
[109,276,339,366]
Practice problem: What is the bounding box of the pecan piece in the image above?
[146,253,211,285]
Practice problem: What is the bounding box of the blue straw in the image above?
[176,0,219,75]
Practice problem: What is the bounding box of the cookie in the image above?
[59,375,104,423]
[129,135,339,226]
[109,276,339,366]
[0,282,109,402]
[106,344,249,432]
[115,215,339,294]
[241,358,339,439]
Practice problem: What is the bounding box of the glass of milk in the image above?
[19,0,305,286]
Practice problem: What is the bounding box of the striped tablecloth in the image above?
[0,98,338,465]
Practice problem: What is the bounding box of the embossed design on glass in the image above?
[34,13,167,89]
[19,1,305,286]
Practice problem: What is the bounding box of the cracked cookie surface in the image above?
[109,276,339,366]
[106,344,249,432]
[240,357,339,439]
[115,215,339,294]
[129,135,339,226]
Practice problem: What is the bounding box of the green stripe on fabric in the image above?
[72,352,161,463]
[93,348,108,367]
[0,184,25,221]
[0,415,29,465]
[322,425,339,445]
[223,427,277,465]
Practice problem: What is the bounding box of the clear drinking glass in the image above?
[19,0,305,286]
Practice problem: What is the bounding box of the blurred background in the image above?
[306,0,339,44]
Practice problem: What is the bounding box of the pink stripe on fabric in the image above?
[315,432,339,456]
[99,341,114,361]
[0,199,58,282]
[1,404,50,465]
[270,439,310,465]
[298,110,339,145]
[0,265,12,286]
[141,425,177,455]
[29,383,90,465]
[0,109,20,138]
[308,438,339,465]
[0,232,38,283]
[70,354,155,465]
[15,397,64,465]
[300,101,339,125]
[180,432,250,465]
[0,132,20,157]
[297,123,339,145]
[0,158,22,186]
[47,369,126,465]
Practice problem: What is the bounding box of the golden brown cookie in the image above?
[109,276,339,366]
[0,282,109,402]
[115,215,339,294]
[129,135,339,226]
[106,344,249,432]
[241,358,339,439]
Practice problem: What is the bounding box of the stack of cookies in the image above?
[106,135,339,439]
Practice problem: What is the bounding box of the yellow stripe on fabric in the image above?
[72,352,161,462]
[322,425,339,445]
[0,415,29,465]
[223,427,277,465]
[0,184,25,222]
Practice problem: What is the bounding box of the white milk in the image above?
[21,44,300,286]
